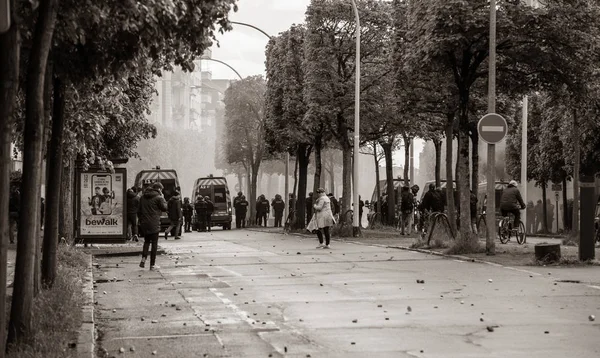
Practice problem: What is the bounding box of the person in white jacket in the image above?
[312,188,336,249]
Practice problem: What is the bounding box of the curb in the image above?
[77,254,95,358]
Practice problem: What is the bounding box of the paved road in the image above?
[93,230,600,358]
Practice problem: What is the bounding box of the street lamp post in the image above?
[350,0,361,237]
[227,21,290,224]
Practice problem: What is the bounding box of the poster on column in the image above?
[77,168,127,239]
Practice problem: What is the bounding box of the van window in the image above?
[214,187,227,204]
[195,188,211,200]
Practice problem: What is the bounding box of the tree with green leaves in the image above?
[223,76,268,223]
[304,0,393,216]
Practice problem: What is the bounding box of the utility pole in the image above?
[350,0,361,237]
[486,0,497,255]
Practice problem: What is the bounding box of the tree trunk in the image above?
[42,77,64,287]
[35,57,53,297]
[8,0,60,345]
[403,135,410,186]
[294,144,311,229]
[312,136,322,195]
[445,118,457,235]
[341,143,352,216]
[455,133,460,215]
[470,129,479,193]
[381,142,395,226]
[0,2,19,353]
[571,108,580,236]
[373,143,382,220]
[458,127,472,239]
[59,157,74,243]
[562,177,569,231]
[249,166,258,224]
[293,155,299,199]
[433,138,442,188]
[541,183,548,233]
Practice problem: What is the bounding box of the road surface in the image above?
[93,229,600,358]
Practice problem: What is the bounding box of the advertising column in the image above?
[77,168,127,242]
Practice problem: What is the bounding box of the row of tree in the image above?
[220,0,600,241]
[0,0,239,352]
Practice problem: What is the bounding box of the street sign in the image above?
[0,0,9,33]
[478,113,508,144]
[551,183,562,192]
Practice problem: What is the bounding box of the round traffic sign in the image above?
[478,113,508,144]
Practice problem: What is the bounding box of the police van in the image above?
[192,175,233,230]
[134,168,180,231]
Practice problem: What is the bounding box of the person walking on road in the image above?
[126,186,140,241]
[138,183,168,270]
[310,188,336,249]
[194,196,208,232]
[400,186,414,235]
[256,195,269,227]
[205,196,214,232]
[271,194,285,227]
[182,197,194,233]
[235,195,249,228]
[165,190,182,239]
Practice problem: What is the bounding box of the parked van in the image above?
[134,168,180,231]
[192,175,232,230]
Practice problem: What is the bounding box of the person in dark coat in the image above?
[358,196,365,226]
[256,195,269,227]
[328,193,340,218]
[205,196,214,232]
[470,190,478,233]
[500,180,526,227]
[526,200,535,234]
[138,183,168,270]
[165,190,182,239]
[233,191,243,209]
[194,196,208,232]
[289,194,296,214]
[182,197,194,233]
[235,195,249,228]
[271,194,285,227]
[9,185,20,244]
[127,187,140,241]
[419,184,445,230]
[400,187,414,235]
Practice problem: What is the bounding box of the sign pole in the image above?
[521,96,528,232]
[486,0,497,255]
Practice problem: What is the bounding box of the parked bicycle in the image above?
[498,212,526,245]
[420,211,455,246]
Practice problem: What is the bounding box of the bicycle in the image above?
[367,211,382,229]
[498,213,526,245]
[421,211,455,246]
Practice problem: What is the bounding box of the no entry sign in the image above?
[478,113,508,144]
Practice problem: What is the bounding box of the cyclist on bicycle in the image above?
[500,180,526,228]
[418,184,445,230]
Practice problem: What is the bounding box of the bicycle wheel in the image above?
[516,221,526,245]
[498,219,510,244]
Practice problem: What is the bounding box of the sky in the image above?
[208,0,423,169]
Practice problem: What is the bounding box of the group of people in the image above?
[232,192,287,228]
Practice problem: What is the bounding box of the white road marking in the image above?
[109,333,213,340]
[587,285,600,290]
[503,266,542,276]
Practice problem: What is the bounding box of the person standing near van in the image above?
[205,196,214,232]
[195,196,207,232]
[126,186,140,241]
[138,183,168,270]
[165,190,182,239]
[272,194,285,227]
[182,197,194,233]
[235,195,249,228]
